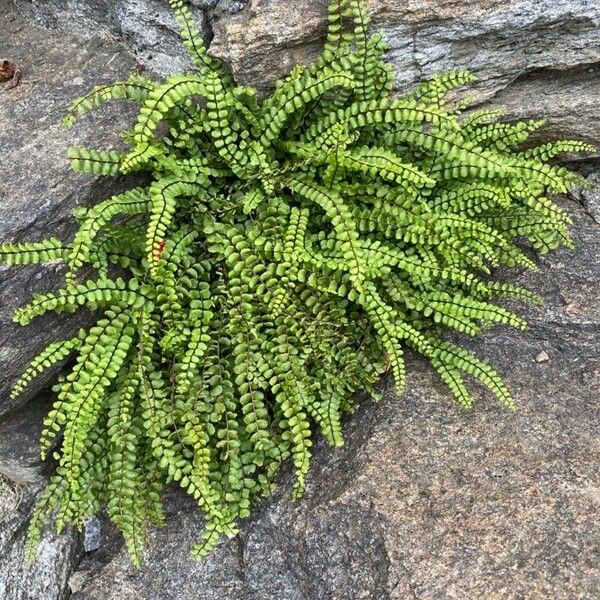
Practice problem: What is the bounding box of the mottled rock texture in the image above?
[0,476,82,600]
[11,0,208,75]
[10,0,252,75]
[13,0,600,148]
[209,0,600,148]
[1,0,600,598]
[65,196,600,599]
[0,6,140,413]
[0,394,83,600]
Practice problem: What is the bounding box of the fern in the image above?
[2,0,593,566]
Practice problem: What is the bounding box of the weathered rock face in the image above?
[14,0,600,149]
[209,0,600,147]
[0,7,140,413]
[2,0,600,598]
[11,0,252,75]
[61,195,600,599]
[11,0,207,75]
[0,8,124,593]
[578,169,600,225]
[0,480,83,600]
[0,394,83,600]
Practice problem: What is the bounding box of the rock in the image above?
[0,389,84,600]
[0,394,50,485]
[487,63,600,155]
[11,0,210,75]
[3,1,600,598]
[0,477,83,600]
[535,350,550,363]
[579,171,600,225]
[0,475,23,524]
[0,6,139,414]
[12,0,600,148]
[0,396,83,600]
[191,0,219,8]
[67,194,599,598]
[209,0,600,149]
[0,379,82,599]
[83,518,102,553]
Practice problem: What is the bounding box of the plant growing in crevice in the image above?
[0,0,593,565]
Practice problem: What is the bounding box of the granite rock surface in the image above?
[13,0,600,148]
[0,5,139,413]
[11,0,208,75]
[1,0,599,598]
[0,394,83,600]
[209,0,600,148]
[65,195,600,599]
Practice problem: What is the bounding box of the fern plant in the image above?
[1,0,593,566]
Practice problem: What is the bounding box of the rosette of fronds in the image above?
[1,0,593,565]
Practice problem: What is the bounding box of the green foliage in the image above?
[2,0,593,566]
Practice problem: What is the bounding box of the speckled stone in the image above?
[209,0,600,151]
[11,0,209,75]
[0,6,139,413]
[3,1,600,598]
[0,392,83,600]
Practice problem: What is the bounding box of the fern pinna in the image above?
[1,0,593,565]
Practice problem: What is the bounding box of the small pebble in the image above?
[229,1,245,14]
[535,351,550,363]
[189,0,219,7]
[564,301,581,315]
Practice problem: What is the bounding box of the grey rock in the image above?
[190,0,218,8]
[224,1,246,15]
[3,1,600,599]
[579,171,600,224]
[0,475,23,525]
[0,391,83,600]
[486,63,600,156]
[209,0,600,149]
[0,477,82,600]
[0,6,138,413]
[11,0,207,75]
[0,284,79,596]
[0,394,49,484]
[69,194,600,598]
[12,0,600,147]
[83,518,102,553]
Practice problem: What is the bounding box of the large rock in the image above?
[0,476,83,600]
[10,0,251,75]
[0,394,83,600]
[3,1,600,598]
[66,194,599,598]
[14,0,600,149]
[0,6,139,413]
[11,0,600,148]
[209,0,600,148]
[578,169,600,225]
[11,0,210,75]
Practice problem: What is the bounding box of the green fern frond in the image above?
[11,330,87,399]
[63,74,153,128]
[68,147,126,176]
[0,238,69,266]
